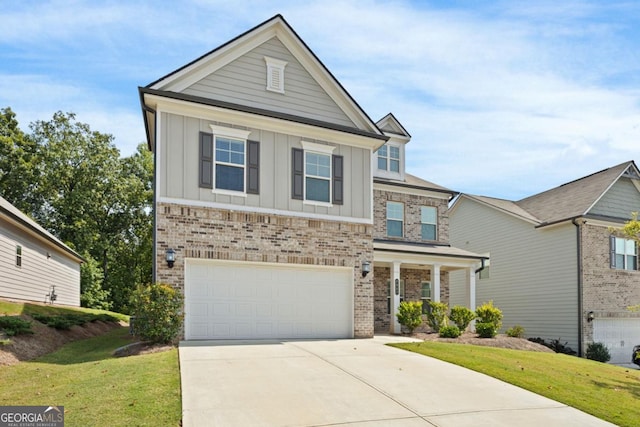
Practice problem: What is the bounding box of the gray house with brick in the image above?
[449,161,640,362]
[139,15,485,341]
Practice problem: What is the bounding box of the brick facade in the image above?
[373,189,450,243]
[156,201,374,338]
[580,223,640,348]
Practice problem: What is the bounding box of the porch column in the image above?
[465,267,477,328]
[432,264,441,303]
[391,261,401,334]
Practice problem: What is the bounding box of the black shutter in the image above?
[332,154,343,205]
[199,132,213,189]
[292,148,304,200]
[610,235,616,269]
[246,140,260,194]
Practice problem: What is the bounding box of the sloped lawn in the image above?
[391,341,640,427]
[0,327,181,426]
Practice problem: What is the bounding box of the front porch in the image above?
[373,240,487,334]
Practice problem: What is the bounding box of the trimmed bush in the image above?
[475,301,503,330]
[439,325,461,338]
[426,301,448,333]
[396,301,423,334]
[450,306,475,331]
[528,337,577,355]
[586,342,611,363]
[0,316,33,336]
[506,325,525,338]
[130,283,184,344]
[476,322,498,338]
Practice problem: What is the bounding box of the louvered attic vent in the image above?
[622,165,639,179]
[264,56,287,93]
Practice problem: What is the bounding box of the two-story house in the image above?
[449,161,640,362]
[139,15,485,341]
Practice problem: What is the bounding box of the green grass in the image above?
[0,300,128,323]
[391,341,640,427]
[0,327,181,426]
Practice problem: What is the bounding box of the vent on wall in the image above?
[264,56,287,93]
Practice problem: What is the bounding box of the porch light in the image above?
[587,311,595,322]
[362,261,371,277]
[166,248,176,268]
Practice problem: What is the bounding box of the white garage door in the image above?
[185,260,354,340]
[593,318,640,364]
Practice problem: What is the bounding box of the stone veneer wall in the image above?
[373,189,450,242]
[156,202,374,338]
[373,266,450,333]
[580,223,640,348]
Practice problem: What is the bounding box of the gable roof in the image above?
[376,113,411,139]
[374,173,457,198]
[0,196,84,263]
[141,14,385,145]
[452,161,640,227]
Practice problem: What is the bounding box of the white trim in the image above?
[264,56,287,93]
[209,124,252,140]
[212,134,246,195]
[158,196,373,224]
[301,140,336,154]
[373,182,450,200]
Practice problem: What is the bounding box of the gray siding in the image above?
[589,178,640,219]
[183,37,356,128]
[159,112,371,220]
[0,221,80,306]
[449,199,579,350]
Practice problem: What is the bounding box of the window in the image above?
[305,152,331,203]
[421,206,437,241]
[199,126,258,194]
[377,143,400,172]
[387,279,405,314]
[421,282,431,314]
[292,142,343,205]
[16,245,22,267]
[612,237,638,271]
[264,56,287,93]
[387,202,404,237]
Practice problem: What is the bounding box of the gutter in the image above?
[475,258,486,274]
[573,218,584,357]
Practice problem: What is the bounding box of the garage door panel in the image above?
[593,319,640,364]
[185,261,352,340]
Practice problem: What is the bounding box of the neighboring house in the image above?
[449,161,640,362]
[139,14,485,340]
[0,196,82,306]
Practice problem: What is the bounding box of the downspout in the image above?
[475,258,486,274]
[572,218,583,357]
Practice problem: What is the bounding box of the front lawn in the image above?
[0,327,181,426]
[391,341,640,427]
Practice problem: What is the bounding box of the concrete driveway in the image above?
[179,336,614,427]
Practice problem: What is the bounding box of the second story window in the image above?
[215,137,245,192]
[421,206,437,241]
[377,144,400,173]
[16,245,22,267]
[305,152,331,203]
[387,202,404,237]
[611,237,638,271]
[292,141,343,206]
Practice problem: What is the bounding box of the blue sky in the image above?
[1,0,639,200]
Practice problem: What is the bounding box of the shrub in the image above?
[475,322,498,338]
[425,301,448,333]
[439,325,461,338]
[0,316,33,336]
[586,342,611,363]
[449,306,475,331]
[130,283,184,344]
[528,337,577,355]
[396,301,423,334]
[475,301,503,331]
[506,325,525,338]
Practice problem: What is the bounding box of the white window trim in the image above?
[301,141,335,207]
[614,237,638,271]
[376,142,402,177]
[420,281,432,314]
[421,206,438,241]
[209,124,251,196]
[264,56,288,94]
[386,201,404,237]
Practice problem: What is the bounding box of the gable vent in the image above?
[264,56,287,94]
[623,165,639,179]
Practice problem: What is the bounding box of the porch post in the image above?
[391,261,401,334]
[466,267,477,328]
[432,264,441,303]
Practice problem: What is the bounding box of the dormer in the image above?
[373,113,411,181]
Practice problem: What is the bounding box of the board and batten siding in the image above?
[160,112,371,220]
[0,221,80,306]
[182,37,356,128]
[449,198,579,349]
[589,177,640,219]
